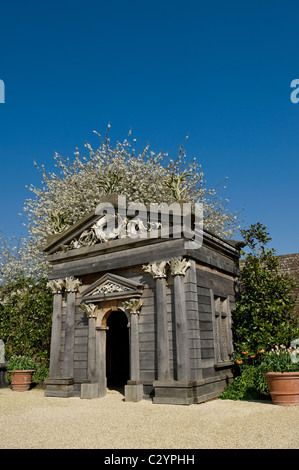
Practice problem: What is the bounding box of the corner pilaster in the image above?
[153,258,194,405]
[80,303,98,387]
[169,258,191,381]
[143,261,170,381]
[63,277,81,382]
[46,278,82,397]
[46,279,65,379]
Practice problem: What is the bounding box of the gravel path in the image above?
[0,387,298,449]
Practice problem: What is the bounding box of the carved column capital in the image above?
[123,298,143,315]
[79,303,99,318]
[46,279,65,294]
[143,260,168,279]
[169,257,191,276]
[65,276,81,292]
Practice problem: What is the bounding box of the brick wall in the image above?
[277,253,299,318]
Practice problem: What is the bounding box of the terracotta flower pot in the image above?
[10,370,35,392]
[265,372,299,406]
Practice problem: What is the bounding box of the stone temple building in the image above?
[44,195,243,405]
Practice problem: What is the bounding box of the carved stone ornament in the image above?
[69,229,97,250]
[142,260,168,278]
[65,276,82,292]
[58,214,163,253]
[92,214,119,242]
[79,303,98,318]
[91,281,131,295]
[169,257,191,276]
[46,279,65,294]
[123,298,143,314]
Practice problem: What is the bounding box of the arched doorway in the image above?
[106,310,130,387]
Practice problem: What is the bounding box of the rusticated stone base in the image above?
[153,380,195,405]
[44,377,75,398]
[125,380,144,402]
[153,374,233,405]
[81,381,107,399]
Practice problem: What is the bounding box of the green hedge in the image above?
[0,276,53,361]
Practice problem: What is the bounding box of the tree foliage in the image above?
[232,223,299,353]
[0,276,53,359]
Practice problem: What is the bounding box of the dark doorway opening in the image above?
[106,310,130,388]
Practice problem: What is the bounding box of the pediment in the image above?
[43,194,161,256]
[43,209,99,255]
[44,205,161,254]
[81,273,144,302]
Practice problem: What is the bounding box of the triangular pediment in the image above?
[43,195,126,255]
[81,273,144,302]
[43,200,156,256]
[43,193,182,256]
[43,209,99,255]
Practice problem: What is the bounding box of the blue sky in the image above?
[0,0,299,255]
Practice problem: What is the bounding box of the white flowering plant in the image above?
[1,126,242,284]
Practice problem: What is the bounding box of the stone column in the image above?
[169,257,191,382]
[63,277,81,379]
[80,303,108,399]
[46,277,80,398]
[87,314,97,383]
[123,298,143,402]
[46,279,65,379]
[80,303,97,398]
[143,261,170,381]
[96,325,108,398]
[150,258,195,405]
[45,279,72,397]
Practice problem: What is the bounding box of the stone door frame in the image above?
[80,274,144,401]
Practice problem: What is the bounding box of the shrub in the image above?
[221,223,299,401]
[0,276,53,360]
[219,364,269,400]
[232,223,299,353]
[7,355,36,371]
[32,359,49,384]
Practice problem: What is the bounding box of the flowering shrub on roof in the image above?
[1,126,241,282]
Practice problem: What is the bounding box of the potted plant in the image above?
[261,345,299,406]
[7,355,36,391]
